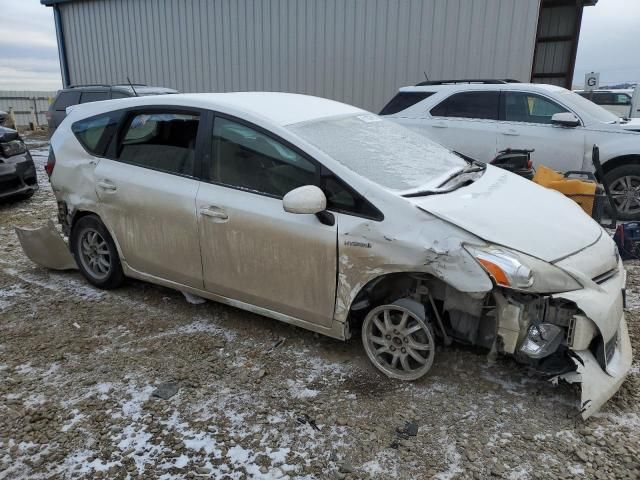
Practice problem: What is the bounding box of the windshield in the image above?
[289,114,466,192]
[559,91,620,123]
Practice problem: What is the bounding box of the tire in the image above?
[604,164,640,221]
[70,215,124,289]
[361,303,435,381]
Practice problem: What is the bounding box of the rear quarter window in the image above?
[53,91,80,111]
[80,91,110,103]
[379,92,435,115]
[430,91,499,120]
[71,112,121,156]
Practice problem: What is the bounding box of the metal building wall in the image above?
[0,91,57,128]
[531,0,588,88]
[57,0,541,112]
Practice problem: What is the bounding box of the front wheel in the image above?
[70,215,124,289]
[361,304,435,381]
[604,164,640,220]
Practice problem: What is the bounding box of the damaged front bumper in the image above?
[551,259,632,418]
[559,315,632,418]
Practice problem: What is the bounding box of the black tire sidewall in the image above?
[70,215,124,289]
[604,164,640,221]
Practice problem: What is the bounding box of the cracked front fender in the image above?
[15,220,77,270]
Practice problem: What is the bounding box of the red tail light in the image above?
[527,159,533,169]
[45,147,56,177]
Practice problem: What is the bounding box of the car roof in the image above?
[574,89,634,93]
[398,82,568,94]
[69,92,366,127]
[59,85,178,94]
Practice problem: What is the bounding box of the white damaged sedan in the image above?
[20,92,631,418]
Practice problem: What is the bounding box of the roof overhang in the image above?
[41,0,76,6]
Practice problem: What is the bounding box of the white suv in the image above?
[381,80,640,219]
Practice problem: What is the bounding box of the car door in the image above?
[94,107,205,288]
[497,91,585,172]
[196,114,338,327]
[423,91,500,162]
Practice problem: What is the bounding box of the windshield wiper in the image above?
[402,163,486,198]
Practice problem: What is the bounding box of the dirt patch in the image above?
[0,148,639,479]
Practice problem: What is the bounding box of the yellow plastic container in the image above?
[533,165,597,216]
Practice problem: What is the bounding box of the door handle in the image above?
[97,180,117,191]
[432,122,448,128]
[199,207,228,220]
[502,129,520,136]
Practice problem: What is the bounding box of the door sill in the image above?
[121,264,347,341]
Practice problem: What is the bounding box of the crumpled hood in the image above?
[409,166,603,262]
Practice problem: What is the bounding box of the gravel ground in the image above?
[1,133,639,479]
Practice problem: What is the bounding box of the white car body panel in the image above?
[409,166,602,262]
[385,83,640,170]
[34,92,632,418]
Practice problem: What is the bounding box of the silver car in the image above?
[24,92,631,418]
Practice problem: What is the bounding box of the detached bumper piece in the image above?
[559,316,633,419]
[15,220,77,270]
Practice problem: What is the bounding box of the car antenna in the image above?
[127,77,139,97]
[423,71,429,81]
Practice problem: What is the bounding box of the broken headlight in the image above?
[519,323,563,359]
[465,245,582,293]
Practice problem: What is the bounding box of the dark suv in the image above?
[46,84,178,134]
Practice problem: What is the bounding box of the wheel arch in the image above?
[601,154,640,176]
[69,209,125,263]
[345,271,444,331]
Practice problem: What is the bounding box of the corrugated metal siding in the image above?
[531,2,582,88]
[59,0,540,112]
[0,91,57,127]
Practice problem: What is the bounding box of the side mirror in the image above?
[283,185,326,215]
[551,112,580,128]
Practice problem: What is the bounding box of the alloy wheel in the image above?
[609,175,640,216]
[78,228,111,280]
[362,304,435,381]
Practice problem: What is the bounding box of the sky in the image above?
[0,0,638,92]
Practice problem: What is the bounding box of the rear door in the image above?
[497,91,585,172]
[196,114,338,327]
[423,91,500,162]
[94,107,205,288]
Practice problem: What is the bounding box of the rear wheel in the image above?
[361,304,435,381]
[70,215,124,289]
[604,164,640,220]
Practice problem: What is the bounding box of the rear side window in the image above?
[80,91,110,104]
[379,92,435,115]
[111,91,130,99]
[614,94,631,105]
[430,91,499,120]
[53,91,80,111]
[71,112,121,156]
[118,112,200,177]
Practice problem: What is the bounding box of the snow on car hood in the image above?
[408,166,602,262]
